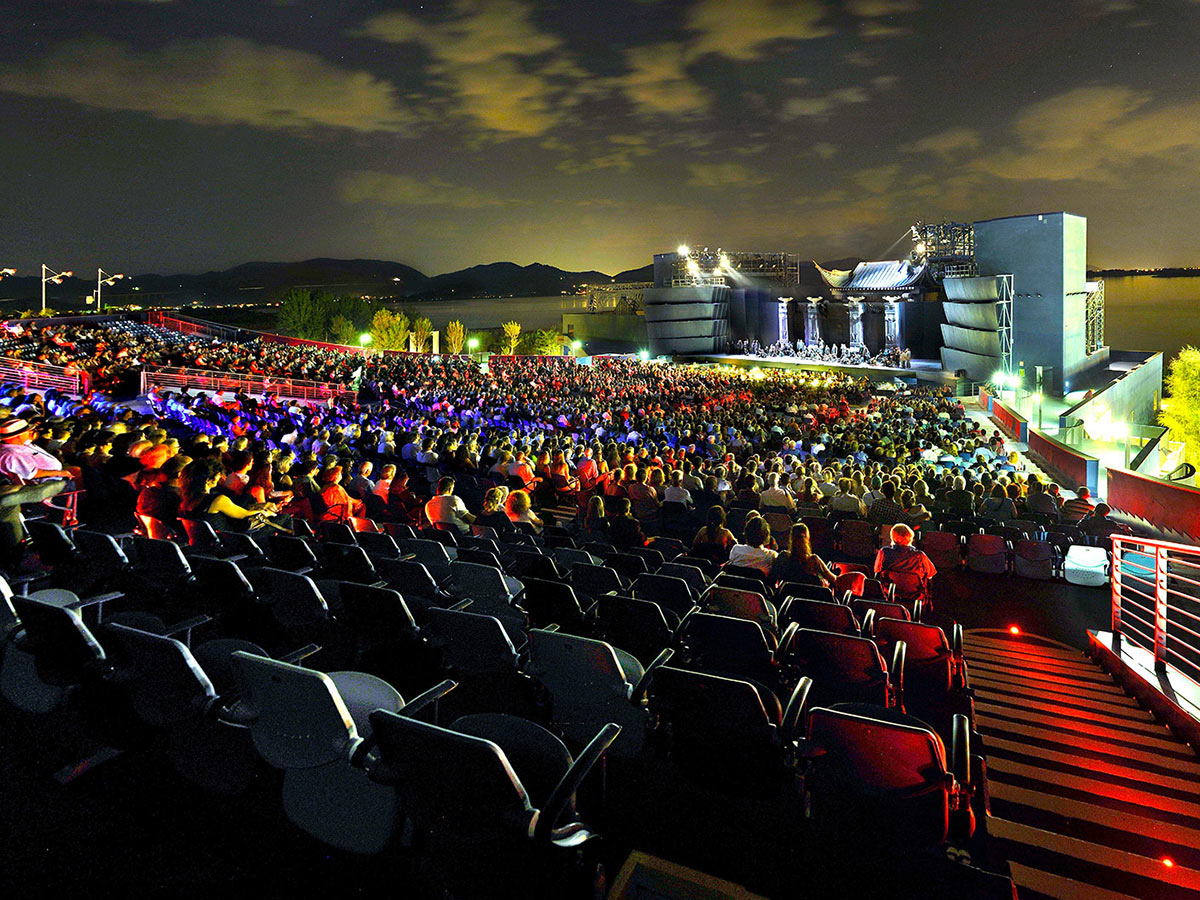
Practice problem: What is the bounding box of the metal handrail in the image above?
[1112,534,1200,687]
[0,356,81,394]
[140,365,349,403]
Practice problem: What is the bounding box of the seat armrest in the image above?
[781,676,813,746]
[860,608,876,639]
[448,599,473,611]
[890,640,906,710]
[630,647,674,702]
[399,678,457,722]
[278,643,322,664]
[8,572,52,596]
[534,722,621,844]
[950,713,971,790]
[164,614,212,646]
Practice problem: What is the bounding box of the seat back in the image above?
[837,520,876,559]
[137,514,176,541]
[1013,539,1055,579]
[75,529,130,575]
[269,534,319,571]
[449,560,512,603]
[570,563,624,597]
[377,558,442,601]
[248,567,330,629]
[779,582,836,604]
[782,598,859,635]
[104,623,217,726]
[339,583,417,641]
[657,562,707,595]
[230,650,357,768]
[701,585,774,629]
[784,628,889,707]
[368,711,532,841]
[527,629,630,707]
[356,531,401,559]
[11,592,106,684]
[133,535,192,578]
[852,599,911,625]
[631,573,694,618]
[552,547,598,571]
[426,607,519,675]
[1064,544,1110,586]
[832,571,866,597]
[681,612,776,683]
[520,577,585,629]
[594,594,673,663]
[802,516,836,556]
[323,522,357,545]
[605,552,648,580]
[966,533,1009,574]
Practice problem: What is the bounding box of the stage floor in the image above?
[685,354,958,385]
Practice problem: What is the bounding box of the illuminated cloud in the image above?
[339,171,509,209]
[781,86,870,118]
[686,162,769,188]
[972,86,1200,181]
[356,1,573,137]
[617,42,710,115]
[902,127,982,157]
[0,36,412,132]
[686,0,832,59]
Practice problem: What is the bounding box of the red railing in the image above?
[1112,534,1200,688]
[1107,467,1200,546]
[0,357,81,394]
[140,366,353,403]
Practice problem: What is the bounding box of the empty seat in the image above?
[780,598,860,635]
[631,572,695,619]
[778,582,836,605]
[525,629,649,755]
[836,520,877,560]
[782,628,901,710]
[966,533,1009,574]
[852,599,912,626]
[518,577,590,632]
[449,560,521,604]
[570,563,627,599]
[1013,539,1056,580]
[919,531,962,572]
[801,705,973,852]
[678,612,784,694]
[2,591,107,712]
[593,594,674,665]
[700,585,776,630]
[355,531,402,560]
[398,539,454,582]
[657,562,708,596]
[1064,544,1110,586]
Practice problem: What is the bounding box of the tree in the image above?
[1162,346,1200,471]
[533,329,564,356]
[445,319,465,355]
[329,314,357,347]
[501,320,521,355]
[279,288,333,340]
[370,308,409,351]
[412,316,433,353]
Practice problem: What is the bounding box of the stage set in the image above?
[641,214,1110,398]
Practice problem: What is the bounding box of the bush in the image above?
[1162,346,1200,471]
[501,321,521,355]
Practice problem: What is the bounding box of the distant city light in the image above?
[1009,625,1020,635]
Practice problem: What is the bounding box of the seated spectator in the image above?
[505,488,543,534]
[979,484,1017,523]
[901,489,931,525]
[874,523,936,599]
[827,477,866,518]
[320,465,364,523]
[179,459,282,533]
[692,505,736,562]
[1061,486,1095,524]
[867,480,907,527]
[426,475,475,534]
[135,467,180,526]
[474,486,514,533]
[1025,477,1059,519]
[0,417,79,485]
[373,463,396,500]
[608,496,646,549]
[727,516,778,576]
[759,472,794,511]
[347,460,375,499]
[580,494,608,539]
[770,522,835,587]
[663,469,693,507]
[386,470,422,524]
[1079,502,1132,541]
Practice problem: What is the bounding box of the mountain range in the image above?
[0,258,658,306]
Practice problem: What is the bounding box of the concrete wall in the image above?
[642,284,729,355]
[1060,351,1164,430]
[974,212,1091,395]
[561,313,647,349]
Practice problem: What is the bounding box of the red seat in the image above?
[782,628,896,709]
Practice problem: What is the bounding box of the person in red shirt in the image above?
[874,523,937,605]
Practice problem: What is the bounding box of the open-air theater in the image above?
[4,234,1200,899]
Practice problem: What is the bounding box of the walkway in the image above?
[964,628,1200,900]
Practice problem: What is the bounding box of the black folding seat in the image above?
[131,536,196,597]
[570,563,628,599]
[631,572,695,619]
[338,583,437,695]
[802,516,836,557]
[3,591,108,712]
[550,546,601,572]
[455,547,507,570]
[649,665,810,796]
[375,558,452,622]
[510,550,562,582]
[798,705,974,853]
[320,542,381,585]
[719,565,769,589]
[364,711,620,897]
[780,597,861,635]
[518,577,591,633]
[593,594,673,666]
[700,585,776,631]
[74,529,135,588]
[268,533,319,574]
[782,628,904,710]
[645,536,686,560]
[675,554,720,579]
[873,618,971,729]
[421,526,459,550]
[656,562,708,596]
[321,522,358,546]
[678,611,788,698]
[397,538,454,583]
[424,607,535,719]
[245,567,331,644]
[355,530,401,560]
[919,530,963,572]
[604,551,648,581]
[451,713,574,813]
[778,581,836,605]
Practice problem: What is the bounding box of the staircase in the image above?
[964,628,1200,900]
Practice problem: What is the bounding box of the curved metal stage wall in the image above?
[643,285,730,355]
[940,276,1005,380]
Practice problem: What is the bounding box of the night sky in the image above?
[3,0,1199,277]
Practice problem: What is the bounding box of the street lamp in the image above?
[0,267,15,278]
[41,264,73,313]
[638,349,650,362]
[359,332,372,354]
[96,268,124,315]
[571,340,582,352]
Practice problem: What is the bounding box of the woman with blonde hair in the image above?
[506,488,543,533]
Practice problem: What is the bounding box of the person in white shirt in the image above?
[373,464,396,500]
[663,469,693,508]
[726,516,778,576]
[424,476,475,534]
[828,477,867,517]
[758,472,794,511]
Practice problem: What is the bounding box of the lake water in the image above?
[1099,276,1200,367]
[397,295,569,331]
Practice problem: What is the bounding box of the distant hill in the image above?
[406,261,613,300]
[0,257,641,307]
[612,264,654,283]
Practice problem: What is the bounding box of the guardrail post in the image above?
[1154,544,1169,674]
[1111,538,1123,654]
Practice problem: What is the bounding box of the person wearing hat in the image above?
[0,418,78,485]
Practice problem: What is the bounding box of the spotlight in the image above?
[677,244,690,257]
[638,349,650,362]
[1009,625,1020,635]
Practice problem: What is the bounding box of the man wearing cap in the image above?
[0,418,78,484]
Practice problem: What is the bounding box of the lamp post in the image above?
[359,332,372,356]
[96,268,124,315]
[41,265,73,313]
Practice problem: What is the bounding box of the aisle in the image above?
[964,628,1200,899]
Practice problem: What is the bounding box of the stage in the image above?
[682,354,960,386]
